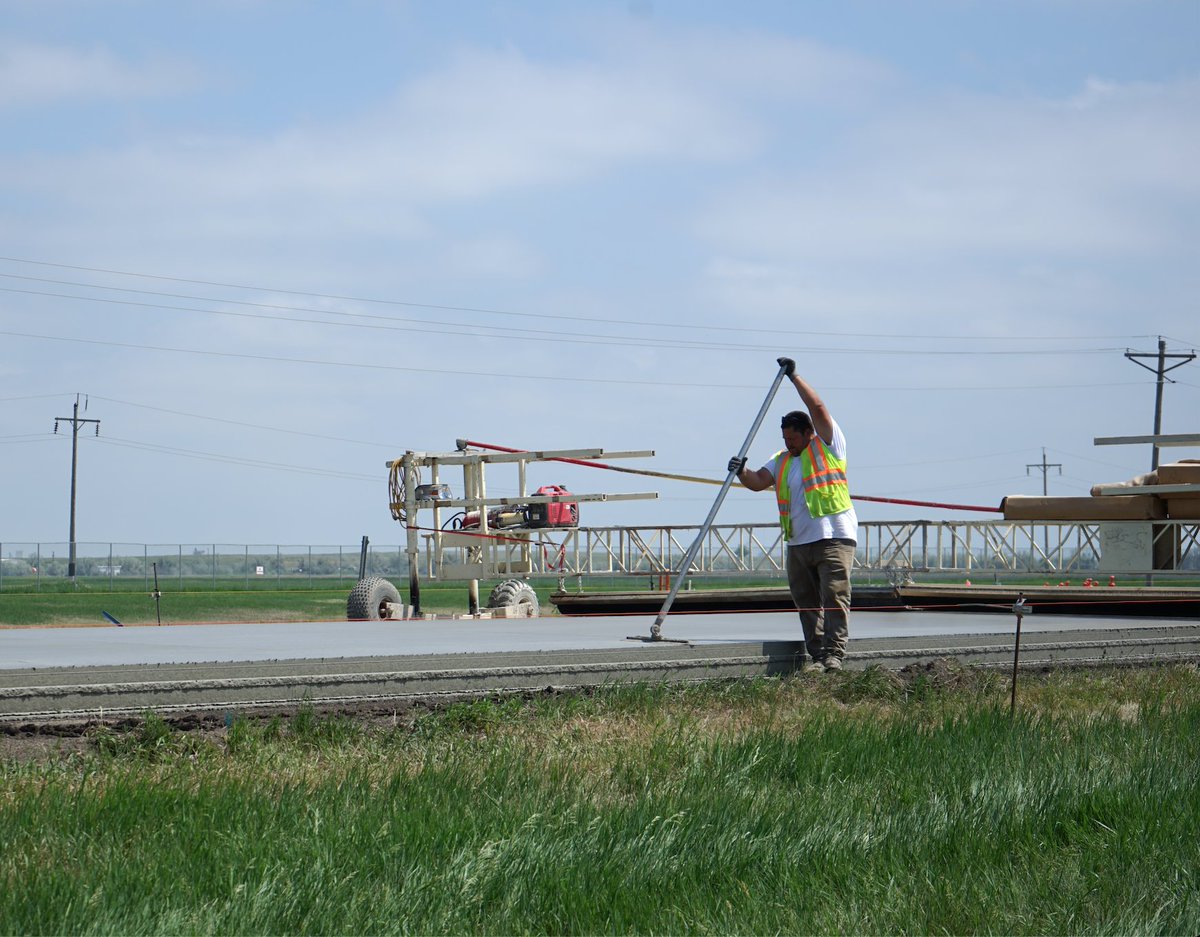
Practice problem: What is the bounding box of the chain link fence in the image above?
[0,543,410,591]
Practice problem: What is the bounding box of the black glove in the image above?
[777,357,796,376]
[727,456,747,475]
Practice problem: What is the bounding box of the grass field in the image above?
[0,578,569,625]
[0,585,355,626]
[2,665,1199,935]
[0,574,744,625]
[4,572,1198,626]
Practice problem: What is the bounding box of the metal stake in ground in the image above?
[1010,594,1029,714]
[633,362,791,642]
[151,561,162,626]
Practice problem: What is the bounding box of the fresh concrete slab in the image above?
[0,607,1182,671]
[3,611,1198,723]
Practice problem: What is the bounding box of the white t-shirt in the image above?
[762,418,858,546]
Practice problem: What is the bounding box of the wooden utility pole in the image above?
[1125,338,1196,471]
[1026,447,1062,496]
[54,395,100,581]
[1026,448,1062,566]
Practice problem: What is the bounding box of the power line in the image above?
[0,284,725,352]
[0,255,1158,343]
[881,475,1031,498]
[0,327,755,387]
[0,281,753,353]
[90,395,399,449]
[1043,446,1146,473]
[0,329,1156,392]
[0,283,1136,356]
[93,435,380,481]
[855,447,1039,471]
[0,393,73,403]
[8,271,1153,357]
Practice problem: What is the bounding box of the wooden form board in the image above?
[1001,495,1166,521]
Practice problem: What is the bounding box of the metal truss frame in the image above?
[426,518,1200,582]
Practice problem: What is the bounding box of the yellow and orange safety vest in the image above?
[774,438,851,540]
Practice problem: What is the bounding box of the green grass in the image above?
[0,580,560,625]
[0,587,353,625]
[2,666,1199,935]
[1,572,735,625]
[4,571,1199,626]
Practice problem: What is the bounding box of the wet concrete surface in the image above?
[0,607,1183,671]
[4,609,1198,724]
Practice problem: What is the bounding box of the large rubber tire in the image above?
[347,576,402,621]
[487,579,540,617]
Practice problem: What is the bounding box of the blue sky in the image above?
[1,0,1197,547]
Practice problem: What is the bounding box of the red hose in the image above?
[457,439,1004,515]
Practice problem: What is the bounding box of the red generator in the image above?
[525,485,579,528]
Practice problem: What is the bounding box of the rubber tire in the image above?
[347,576,402,621]
[487,579,539,616]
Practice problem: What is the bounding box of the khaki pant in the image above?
[786,538,855,662]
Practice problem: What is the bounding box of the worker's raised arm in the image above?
[778,357,835,445]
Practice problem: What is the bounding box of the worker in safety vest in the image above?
[728,357,858,672]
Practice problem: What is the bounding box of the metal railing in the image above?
[4,518,1199,593]
[428,518,1200,583]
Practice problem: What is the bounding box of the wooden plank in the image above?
[1094,483,1200,496]
[1001,495,1165,519]
[1094,433,1200,447]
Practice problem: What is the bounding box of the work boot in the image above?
[823,657,843,672]
[802,659,825,674]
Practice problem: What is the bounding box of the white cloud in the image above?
[593,20,894,105]
[4,23,891,221]
[0,40,203,108]
[369,45,760,198]
[696,75,1200,329]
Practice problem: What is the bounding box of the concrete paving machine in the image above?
[347,440,657,620]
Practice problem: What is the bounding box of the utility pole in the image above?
[1027,448,1062,567]
[54,395,100,581]
[1125,337,1196,471]
[1026,447,1062,496]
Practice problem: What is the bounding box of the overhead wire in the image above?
[1,259,1181,512]
[0,255,1159,343]
[1,282,757,353]
[0,393,74,403]
[0,327,1158,392]
[90,395,399,449]
[93,435,379,481]
[0,282,1133,356]
[0,327,762,388]
[881,475,1034,498]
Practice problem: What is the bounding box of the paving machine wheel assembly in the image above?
[347,576,402,621]
[487,578,540,616]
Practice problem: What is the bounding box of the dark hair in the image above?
[781,410,812,432]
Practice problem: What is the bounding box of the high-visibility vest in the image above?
[775,451,795,540]
[774,439,851,538]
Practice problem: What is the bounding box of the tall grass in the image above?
[2,667,1199,934]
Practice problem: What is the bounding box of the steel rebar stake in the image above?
[152,562,162,626]
[1010,594,1029,713]
[643,362,791,641]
